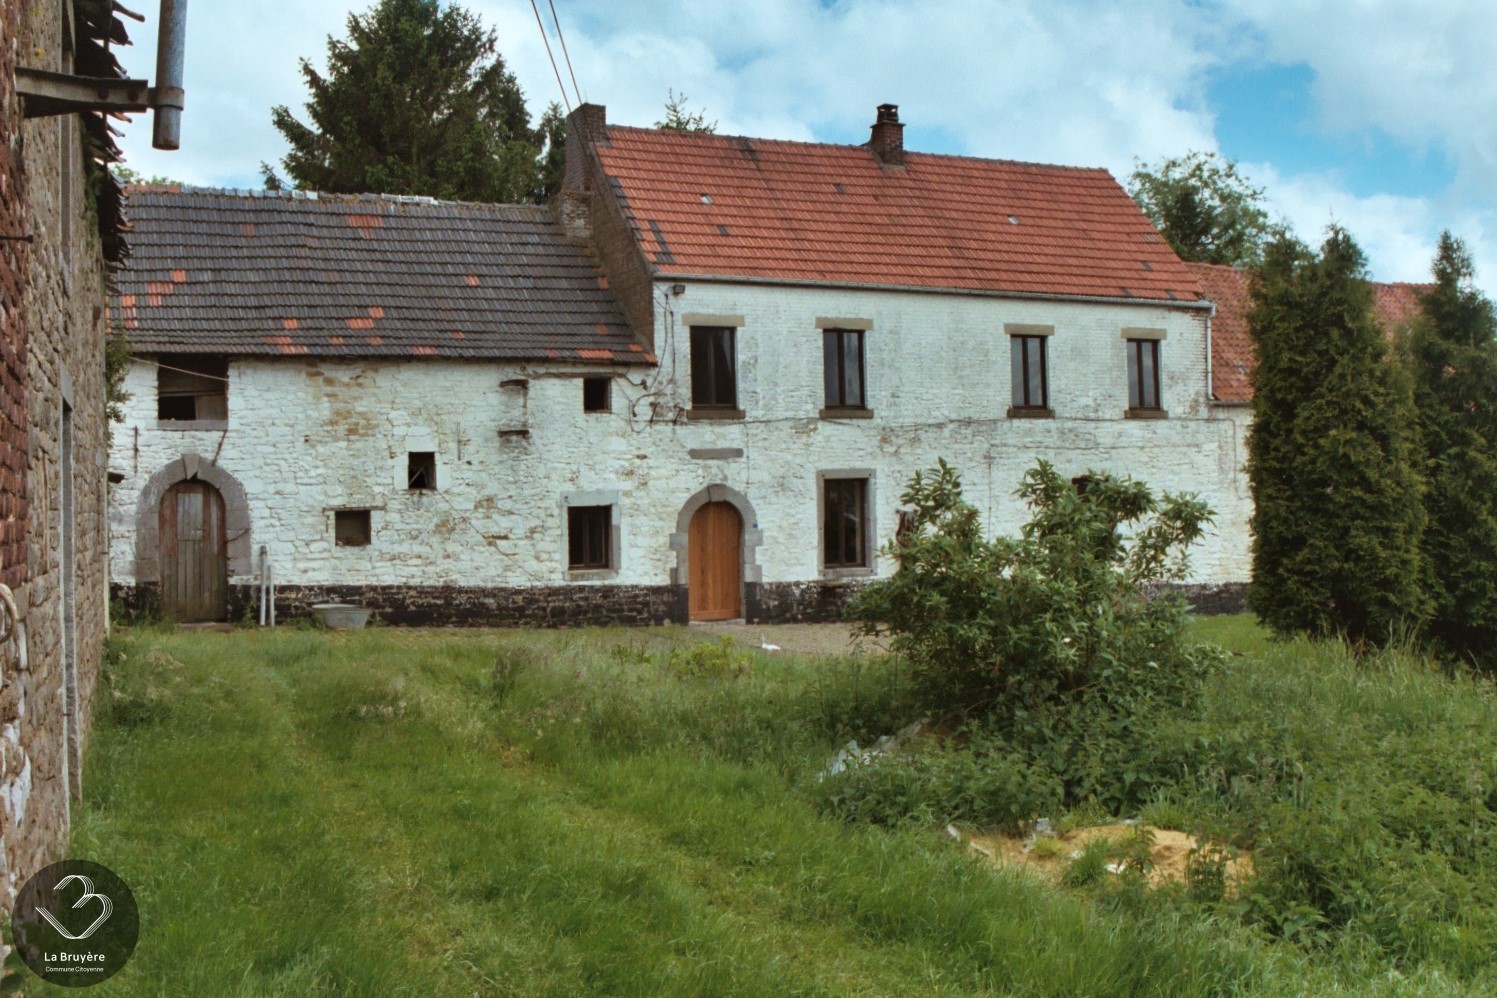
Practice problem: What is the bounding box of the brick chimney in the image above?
[559,103,608,241]
[869,104,904,167]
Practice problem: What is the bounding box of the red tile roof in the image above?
[1190,263,1432,403]
[591,126,1205,304]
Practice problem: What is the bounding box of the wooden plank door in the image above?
[688,501,742,621]
[159,481,227,622]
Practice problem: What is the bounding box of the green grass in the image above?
[41,618,1487,994]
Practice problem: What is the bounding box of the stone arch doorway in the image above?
[136,455,252,620]
[671,484,763,623]
[159,480,227,621]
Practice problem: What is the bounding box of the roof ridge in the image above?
[125,186,549,212]
[603,123,1114,175]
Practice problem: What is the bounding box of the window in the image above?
[567,506,612,569]
[583,376,611,413]
[157,356,228,421]
[823,478,869,569]
[407,452,436,490]
[690,326,737,409]
[823,329,866,409]
[1010,335,1048,410]
[1126,338,1162,411]
[334,510,371,547]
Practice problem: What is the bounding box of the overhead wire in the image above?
[547,0,584,107]
[528,0,573,115]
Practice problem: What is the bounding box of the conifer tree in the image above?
[1409,233,1497,668]
[267,0,562,203]
[1246,227,1427,643]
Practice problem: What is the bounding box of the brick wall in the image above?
[1,0,114,922]
[1,0,30,594]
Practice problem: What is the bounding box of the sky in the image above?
[112,0,1497,296]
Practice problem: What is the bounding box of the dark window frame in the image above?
[407,452,436,491]
[1010,334,1049,409]
[157,356,229,422]
[822,328,867,410]
[1126,338,1163,411]
[334,509,371,547]
[582,376,611,413]
[822,477,870,570]
[690,326,738,410]
[567,505,613,570]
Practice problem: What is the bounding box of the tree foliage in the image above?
[654,89,717,133]
[1407,233,1497,669]
[267,0,562,203]
[1246,227,1427,644]
[1128,151,1274,266]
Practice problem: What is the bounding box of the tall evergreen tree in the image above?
[1246,227,1428,644]
[1409,233,1497,669]
[267,0,562,203]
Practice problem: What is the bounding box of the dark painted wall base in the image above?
[110,579,1248,628]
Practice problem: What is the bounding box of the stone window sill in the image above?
[1007,406,1054,419]
[155,419,229,432]
[1125,408,1168,420]
[820,566,874,583]
[685,408,745,421]
[819,407,874,420]
[566,567,619,582]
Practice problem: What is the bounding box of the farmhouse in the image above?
[3,0,139,919]
[108,104,1258,626]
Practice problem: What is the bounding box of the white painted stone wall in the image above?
[109,280,1253,593]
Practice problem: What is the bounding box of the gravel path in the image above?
[686,621,890,658]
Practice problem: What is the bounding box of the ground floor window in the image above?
[823,478,869,569]
[568,505,613,569]
[335,509,371,547]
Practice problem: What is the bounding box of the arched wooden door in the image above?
[159,480,228,622]
[688,501,742,621]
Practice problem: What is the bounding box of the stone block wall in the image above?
[1,0,114,922]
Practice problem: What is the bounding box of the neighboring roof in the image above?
[74,0,133,261]
[590,126,1204,304]
[1190,263,1432,403]
[114,189,647,362]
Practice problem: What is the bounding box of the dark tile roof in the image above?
[1190,263,1432,403]
[592,125,1205,304]
[113,189,650,363]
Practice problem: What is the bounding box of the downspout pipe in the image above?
[151,0,188,150]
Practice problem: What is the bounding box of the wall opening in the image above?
[406,452,436,490]
[335,510,371,547]
[157,356,228,421]
[582,377,611,413]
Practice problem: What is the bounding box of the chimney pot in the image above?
[869,103,905,167]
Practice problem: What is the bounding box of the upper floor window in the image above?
[407,452,436,490]
[1009,335,1048,411]
[157,356,228,421]
[823,329,866,410]
[1126,338,1163,412]
[582,376,611,413]
[690,326,737,410]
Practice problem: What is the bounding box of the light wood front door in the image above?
[688,501,742,621]
[159,480,228,622]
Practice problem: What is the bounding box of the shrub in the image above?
[847,460,1222,811]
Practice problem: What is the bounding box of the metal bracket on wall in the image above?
[14,67,153,118]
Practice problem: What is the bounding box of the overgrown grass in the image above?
[40,619,1495,994]
[43,624,1346,995]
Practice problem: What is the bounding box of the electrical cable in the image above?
[528,0,573,115]
[547,0,584,107]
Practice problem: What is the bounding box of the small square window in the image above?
[1127,339,1162,410]
[823,478,869,569]
[334,510,371,547]
[158,356,228,421]
[583,377,611,413]
[407,452,436,490]
[568,505,612,569]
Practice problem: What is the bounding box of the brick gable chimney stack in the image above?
[870,104,904,167]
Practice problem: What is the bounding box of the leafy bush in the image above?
[846,460,1222,812]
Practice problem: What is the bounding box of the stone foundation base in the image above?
[111,578,1247,628]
